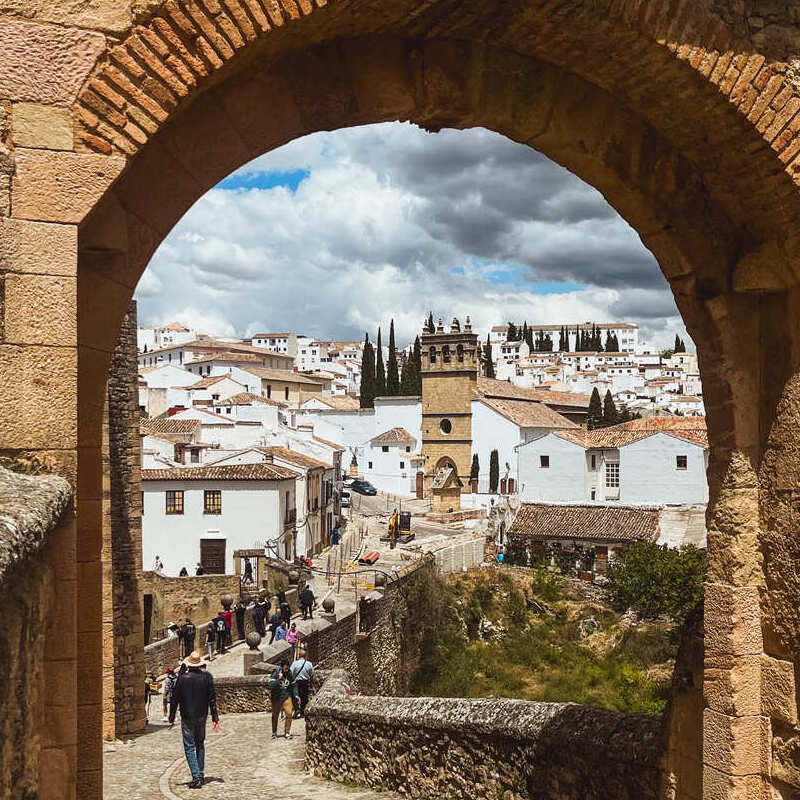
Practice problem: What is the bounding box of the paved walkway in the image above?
[104,712,400,800]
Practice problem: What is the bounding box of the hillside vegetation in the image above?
[409,566,679,716]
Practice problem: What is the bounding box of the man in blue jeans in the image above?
[169,650,220,789]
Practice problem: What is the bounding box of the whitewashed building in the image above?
[518,417,709,504]
[362,427,423,495]
[142,462,299,573]
[249,332,298,357]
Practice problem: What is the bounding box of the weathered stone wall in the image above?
[142,571,241,641]
[143,634,180,678]
[215,675,272,715]
[306,671,664,800]
[0,467,72,800]
[102,300,145,738]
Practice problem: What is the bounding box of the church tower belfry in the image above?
[420,316,479,507]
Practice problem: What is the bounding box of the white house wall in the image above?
[518,434,586,501]
[362,443,417,495]
[618,434,708,504]
[472,400,525,486]
[142,479,294,574]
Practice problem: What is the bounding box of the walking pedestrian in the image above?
[145,672,157,718]
[162,666,177,722]
[220,606,233,649]
[180,618,196,658]
[242,557,253,585]
[213,612,228,655]
[169,650,220,789]
[234,600,246,642]
[279,598,292,627]
[268,609,281,644]
[300,585,315,620]
[286,623,299,660]
[179,566,189,577]
[290,650,314,719]
[205,622,216,661]
[274,621,288,643]
[268,660,295,740]
[254,595,269,636]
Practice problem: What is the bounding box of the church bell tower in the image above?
[420,316,479,502]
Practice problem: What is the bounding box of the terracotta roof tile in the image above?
[242,367,324,385]
[313,435,345,451]
[509,503,660,543]
[370,427,417,446]
[142,463,299,481]
[553,416,708,448]
[476,377,591,409]
[140,418,200,436]
[215,392,284,407]
[479,397,577,429]
[260,446,329,470]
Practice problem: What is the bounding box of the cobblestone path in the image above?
[104,712,400,800]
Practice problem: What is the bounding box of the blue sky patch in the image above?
[454,262,585,294]
[218,168,310,192]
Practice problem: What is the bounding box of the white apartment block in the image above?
[250,332,298,357]
[518,417,708,506]
[295,337,330,371]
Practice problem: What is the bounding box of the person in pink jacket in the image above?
[286,623,299,660]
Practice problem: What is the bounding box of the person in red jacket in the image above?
[219,607,233,649]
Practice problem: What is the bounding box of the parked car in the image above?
[341,491,351,508]
[350,480,377,496]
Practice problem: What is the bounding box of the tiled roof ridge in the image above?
[142,462,300,481]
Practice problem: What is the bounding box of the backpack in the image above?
[215,617,227,634]
[183,623,195,639]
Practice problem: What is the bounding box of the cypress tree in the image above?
[507,322,518,342]
[575,326,581,351]
[400,354,418,395]
[588,387,603,430]
[470,453,480,480]
[413,335,422,394]
[674,334,682,353]
[483,334,496,378]
[375,327,386,396]
[427,311,435,333]
[602,390,618,427]
[387,319,399,395]
[360,334,375,409]
[521,321,528,347]
[489,449,500,493]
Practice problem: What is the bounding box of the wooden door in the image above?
[201,538,226,574]
[500,477,507,494]
[416,471,424,499]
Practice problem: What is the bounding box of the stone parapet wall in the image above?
[215,675,272,715]
[0,467,72,800]
[143,635,180,679]
[306,671,665,800]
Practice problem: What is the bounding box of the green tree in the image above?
[360,334,375,408]
[489,449,499,493]
[608,542,707,627]
[575,326,581,351]
[521,321,529,348]
[400,352,419,395]
[507,322,518,342]
[470,453,480,480]
[602,390,618,427]
[375,326,386,396]
[427,311,435,333]
[588,387,603,430]
[483,334,496,378]
[387,319,400,395]
[558,326,566,351]
[413,335,422,393]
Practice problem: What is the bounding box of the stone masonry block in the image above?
[761,655,797,725]
[704,583,764,657]
[3,274,76,346]
[0,217,77,276]
[12,149,125,224]
[704,654,761,716]
[706,531,764,586]
[12,103,73,150]
[703,709,771,776]
[0,344,76,449]
[0,0,134,35]
[0,19,106,105]
[703,764,771,800]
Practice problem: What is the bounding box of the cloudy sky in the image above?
[136,122,689,349]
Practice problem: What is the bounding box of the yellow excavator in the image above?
[384,510,413,548]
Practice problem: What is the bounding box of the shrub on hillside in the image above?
[607,542,706,626]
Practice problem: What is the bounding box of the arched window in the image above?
[443,345,451,363]
[430,346,437,364]
[457,344,464,363]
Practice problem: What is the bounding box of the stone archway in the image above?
[4,1,800,798]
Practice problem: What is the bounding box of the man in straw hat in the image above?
[169,650,220,789]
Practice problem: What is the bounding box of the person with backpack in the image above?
[290,650,314,719]
[279,598,292,627]
[254,595,269,636]
[205,622,216,661]
[162,666,178,722]
[299,586,315,620]
[268,660,295,739]
[220,606,233,649]
[180,618,196,658]
[213,612,228,656]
